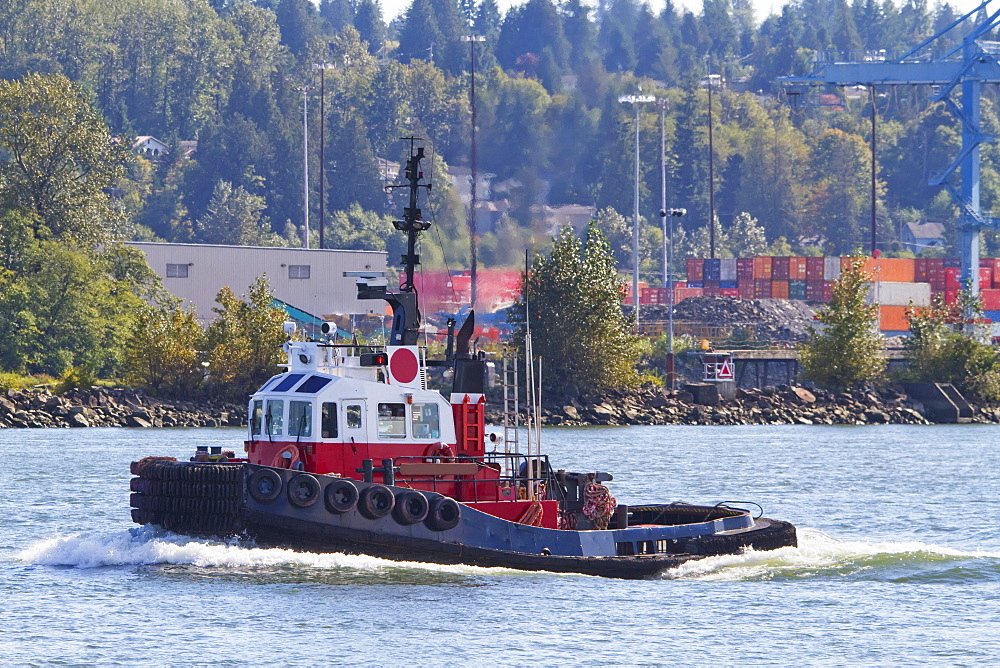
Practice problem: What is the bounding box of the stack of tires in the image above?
[129,458,244,536]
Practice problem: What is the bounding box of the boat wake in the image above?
[14,526,527,579]
[660,527,1000,582]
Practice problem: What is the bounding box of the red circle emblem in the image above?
[390,348,419,384]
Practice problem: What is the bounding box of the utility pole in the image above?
[462,35,485,309]
[618,88,654,331]
[703,67,720,259]
[312,62,335,249]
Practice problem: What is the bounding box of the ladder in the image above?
[501,350,519,457]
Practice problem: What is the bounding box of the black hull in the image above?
[129,459,797,580]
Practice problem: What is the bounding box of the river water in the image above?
[2,425,998,664]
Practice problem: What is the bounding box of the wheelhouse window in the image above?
[297,375,332,394]
[251,400,263,435]
[288,401,312,437]
[378,403,406,438]
[273,373,305,392]
[265,399,284,436]
[346,404,363,430]
[288,264,311,279]
[166,263,188,278]
[321,402,338,438]
[411,403,440,439]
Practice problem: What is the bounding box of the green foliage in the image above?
[507,223,642,394]
[123,304,206,399]
[799,256,886,391]
[204,276,288,401]
[903,295,1000,401]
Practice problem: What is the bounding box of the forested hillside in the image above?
[1,0,998,275]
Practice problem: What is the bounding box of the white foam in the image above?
[15,527,522,577]
[660,527,1000,580]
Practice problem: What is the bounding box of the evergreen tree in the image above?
[800,256,886,391]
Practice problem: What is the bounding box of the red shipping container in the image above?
[982,267,993,286]
[753,256,772,279]
[929,269,947,290]
[822,281,833,302]
[738,281,755,299]
[772,280,790,299]
[687,258,704,281]
[737,258,754,280]
[772,256,790,279]
[927,258,945,270]
[945,267,962,287]
[754,279,772,298]
[704,281,721,296]
[992,259,1000,285]
[981,289,1000,310]
[915,258,929,282]
[806,280,825,300]
[945,288,959,305]
[672,286,704,304]
[719,287,739,297]
[805,257,824,280]
[789,257,807,280]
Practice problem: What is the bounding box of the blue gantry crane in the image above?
[779,1,1000,300]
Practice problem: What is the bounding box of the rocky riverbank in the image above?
[0,387,246,429]
[495,384,1000,427]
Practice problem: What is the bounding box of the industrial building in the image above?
[127,242,388,323]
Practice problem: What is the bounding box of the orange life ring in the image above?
[271,444,302,469]
[422,442,456,463]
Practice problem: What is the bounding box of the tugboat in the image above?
[129,140,796,579]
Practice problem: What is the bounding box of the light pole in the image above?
[664,207,685,390]
[618,87,654,331]
[312,62,335,249]
[295,85,315,249]
[462,35,485,309]
[703,67,721,259]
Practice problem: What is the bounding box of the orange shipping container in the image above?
[672,287,704,304]
[771,279,789,299]
[753,256,772,279]
[863,258,916,282]
[880,305,911,331]
[789,257,807,280]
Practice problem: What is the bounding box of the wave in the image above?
[659,527,1000,581]
[14,526,524,578]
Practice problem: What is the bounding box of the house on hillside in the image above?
[133,136,170,157]
[901,222,946,253]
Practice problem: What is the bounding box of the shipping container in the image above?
[738,281,755,299]
[867,281,931,307]
[823,256,841,281]
[752,256,772,279]
[945,288,959,305]
[720,258,737,281]
[754,279,772,299]
[929,269,947,290]
[915,258,929,282]
[806,280,825,301]
[771,256,790,280]
[874,258,916,283]
[704,280,721,296]
[789,279,807,300]
[737,257,754,280]
[673,286,704,304]
[805,256,824,280]
[720,280,738,289]
[704,258,722,281]
[789,257,807,280]
[945,267,962,287]
[944,257,961,268]
[982,289,1000,311]
[879,305,911,332]
[719,287,740,297]
[686,258,704,282]
[983,309,1000,322]
[772,280,790,299]
[687,281,704,288]
[822,281,833,302]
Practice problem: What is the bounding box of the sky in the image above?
[377,0,991,25]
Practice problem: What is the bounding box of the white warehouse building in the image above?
[127,242,389,323]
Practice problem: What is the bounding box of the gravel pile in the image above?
[632,296,819,342]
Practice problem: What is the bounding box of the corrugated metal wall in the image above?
[128,242,388,322]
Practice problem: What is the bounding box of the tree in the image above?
[799,256,886,391]
[124,304,206,398]
[205,276,288,401]
[0,73,130,246]
[904,295,1000,400]
[507,223,641,395]
[197,181,278,246]
[728,211,767,257]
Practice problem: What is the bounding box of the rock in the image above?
[792,387,816,404]
[125,415,152,428]
[68,413,90,428]
[563,405,579,419]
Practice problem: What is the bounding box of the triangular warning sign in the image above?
[717,358,734,380]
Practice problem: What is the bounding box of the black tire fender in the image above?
[248,468,282,504]
[324,478,359,514]
[425,496,462,531]
[287,473,321,508]
[358,484,395,519]
[393,490,430,525]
